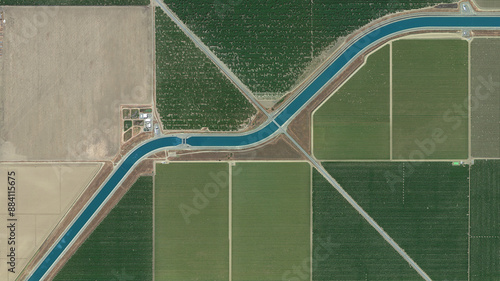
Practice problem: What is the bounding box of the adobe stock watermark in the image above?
[281,236,338,281]
[385,74,499,191]
[177,121,272,224]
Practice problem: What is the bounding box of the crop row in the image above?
[164,0,454,96]
[54,176,153,280]
[155,8,256,131]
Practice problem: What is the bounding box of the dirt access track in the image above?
[0,6,153,161]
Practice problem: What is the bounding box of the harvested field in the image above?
[474,0,500,9]
[0,7,152,161]
[471,38,500,158]
[53,176,153,281]
[313,45,390,160]
[470,160,500,280]
[392,39,469,160]
[323,162,469,280]
[232,162,310,280]
[0,163,101,281]
[155,163,230,280]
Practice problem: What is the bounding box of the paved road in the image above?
[28,13,500,281]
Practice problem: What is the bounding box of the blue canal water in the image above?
[29,15,500,280]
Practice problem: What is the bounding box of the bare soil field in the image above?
[473,0,500,9]
[0,162,101,281]
[471,38,500,158]
[0,6,153,161]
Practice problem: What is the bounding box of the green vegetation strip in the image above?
[313,45,390,160]
[232,162,310,281]
[0,0,148,5]
[54,176,153,280]
[164,0,454,95]
[155,163,229,280]
[155,8,256,131]
[312,168,421,280]
[322,162,469,280]
[392,39,469,159]
[470,160,500,280]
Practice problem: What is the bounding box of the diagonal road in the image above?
[26,10,500,281]
[154,0,270,117]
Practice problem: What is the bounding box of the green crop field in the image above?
[322,162,469,280]
[471,38,500,158]
[392,39,469,160]
[155,8,256,131]
[155,163,230,280]
[54,176,153,280]
[312,168,422,280]
[0,0,147,4]
[470,160,500,280]
[313,45,390,160]
[163,0,453,96]
[232,162,310,280]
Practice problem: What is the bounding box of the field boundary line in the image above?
[468,163,471,281]
[229,163,232,281]
[310,164,313,281]
[390,42,393,160]
[468,39,472,161]
[283,131,432,281]
[152,164,156,281]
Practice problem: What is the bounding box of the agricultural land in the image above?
[0,163,101,281]
[154,162,310,280]
[313,168,422,280]
[232,162,310,280]
[313,45,390,160]
[164,0,454,98]
[321,162,469,280]
[470,160,500,280]
[0,7,153,161]
[4,1,500,281]
[0,0,148,5]
[474,0,500,9]
[155,8,256,131]
[154,163,230,280]
[54,176,153,281]
[471,38,500,158]
[392,39,469,160]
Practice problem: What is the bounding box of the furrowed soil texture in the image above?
[312,168,421,280]
[164,0,454,97]
[321,162,469,280]
[154,163,229,280]
[471,38,500,158]
[392,39,469,160]
[313,45,390,160]
[470,160,500,280]
[232,162,310,281]
[53,176,153,281]
[155,8,256,131]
